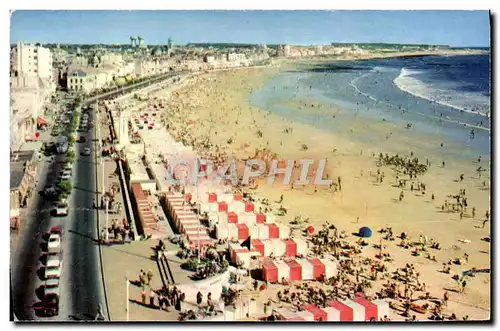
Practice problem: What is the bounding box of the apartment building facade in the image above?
[15,42,54,81]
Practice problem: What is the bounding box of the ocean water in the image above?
[249,54,491,158]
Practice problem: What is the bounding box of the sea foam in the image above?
[394,68,490,118]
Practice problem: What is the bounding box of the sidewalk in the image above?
[96,103,181,321]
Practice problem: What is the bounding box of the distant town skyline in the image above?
[10,10,490,47]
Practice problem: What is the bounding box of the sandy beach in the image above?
[147,56,490,320]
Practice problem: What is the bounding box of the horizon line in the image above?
[8,41,491,48]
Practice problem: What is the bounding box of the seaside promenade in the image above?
[95,94,188,321]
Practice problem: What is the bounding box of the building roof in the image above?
[10,163,25,190]
[69,69,87,77]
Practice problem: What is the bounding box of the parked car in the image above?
[60,169,72,176]
[42,186,60,200]
[47,234,61,252]
[63,162,72,171]
[58,172,71,181]
[49,226,64,237]
[54,202,68,216]
[42,283,60,317]
[78,136,86,143]
[45,258,62,279]
[81,148,91,156]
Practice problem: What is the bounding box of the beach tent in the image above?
[352,296,378,321]
[249,224,259,238]
[270,239,287,256]
[294,237,309,255]
[284,239,297,257]
[286,259,302,281]
[328,301,353,321]
[262,259,278,282]
[237,212,251,225]
[255,213,266,224]
[244,201,254,212]
[358,226,372,238]
[296,258,314,280]
[261,240,274,256]
[342,299,366,321]
[218,212,228,226]
[323,306,341,321]
[217,201,228,212]
[227,223,239,241]
[274,260,291,281]
[257,224,270,240]
[302,304,328,321]
[236,224,249,240]
[278,224,290,239]
[244,212,257,225]
[267,224,280,239]
[308,258,326,280]
[227,212,238,223]
[265,212,276,224]
[251,239,265,256]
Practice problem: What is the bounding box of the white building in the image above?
[101,53,123,66]
[10,42,55,151]
[15,42,53,81]
[227,53,246,62]
[277,45,291,57]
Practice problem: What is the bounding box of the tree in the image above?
[66,150,75,162]
[57,180,72,197]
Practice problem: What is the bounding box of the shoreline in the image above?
[289,49,488,65]
[393,68,490,119]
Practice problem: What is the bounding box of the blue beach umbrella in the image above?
[358,226,372,238]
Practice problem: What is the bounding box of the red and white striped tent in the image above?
[249,239,310,258]
[273,298,390,322]
[261,257,337,282]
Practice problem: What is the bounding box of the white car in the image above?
[81,148,91,156]
[60,169,72,176]
[44,279,60,296]
[47,234,61,252]
[45,258,62,279]
[63,118,70,124]
[54,203,69,216]
[59,172,71,181]
[63,162,72,171]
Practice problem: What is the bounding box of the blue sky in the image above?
[10,10,490,47]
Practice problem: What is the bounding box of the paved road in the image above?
[11,73,181,321]
[62,105,105,321]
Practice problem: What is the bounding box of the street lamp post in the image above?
[125,278,130,321]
